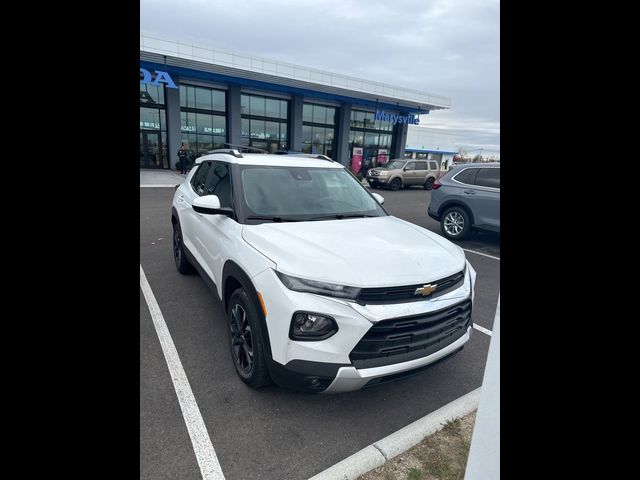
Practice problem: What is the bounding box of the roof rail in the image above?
[272,150,335,162]
[205,149,244,158]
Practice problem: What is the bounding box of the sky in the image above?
[140,0,500,156]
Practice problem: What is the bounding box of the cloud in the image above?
[141,0,499,152]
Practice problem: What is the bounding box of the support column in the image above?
[392,120,408,160]
[290,95,304,151]
[227,84,242,147]
[164,81,182,170]
[335,103,352,166]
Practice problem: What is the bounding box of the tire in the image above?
[441,206,471,240]
[227,288,272,389]
[390,178,402,191]
[424,177,435,190]
[173,221,194,274]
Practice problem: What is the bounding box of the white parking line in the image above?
[473,324,493,336]
[462,248,500,261]
[140,265,225,480]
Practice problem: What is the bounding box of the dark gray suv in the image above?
[428,163,500,240]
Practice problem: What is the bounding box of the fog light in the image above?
[290,312,338,341]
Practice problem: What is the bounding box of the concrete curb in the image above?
[308,388,481,480]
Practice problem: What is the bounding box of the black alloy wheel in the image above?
[424,177,435,190]
[227,288,272,388]
[173,223,194,274]
[230,303,254,375]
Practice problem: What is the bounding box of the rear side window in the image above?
[429,161,438,170]
[415,161,428,170]
[453,167,478,185]
[475,168,500,188]
[191,162,212,196]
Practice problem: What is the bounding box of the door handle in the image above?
[463,190,476,195]
[177,195,185,201]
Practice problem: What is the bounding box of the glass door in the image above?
[140,131,163,168]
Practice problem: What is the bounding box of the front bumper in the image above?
[367,175,390,185]
[251,261,476,393]
[323,326,471,393]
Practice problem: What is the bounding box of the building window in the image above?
[140,83,168,169]
[240,93,289,152]
[301,103,337,157]
[348,109,396,174]
[180,85,227,165]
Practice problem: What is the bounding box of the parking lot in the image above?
[140,185,500,480]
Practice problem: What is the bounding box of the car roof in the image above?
[195,152,344,169]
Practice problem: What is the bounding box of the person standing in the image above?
[177,143,187,174]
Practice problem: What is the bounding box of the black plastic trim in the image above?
[266,358,349,393]
[222,261,273,361]
[362,346,464,389]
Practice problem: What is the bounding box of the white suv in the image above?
[171,150,476,393]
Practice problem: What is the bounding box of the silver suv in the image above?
[367,159,440,191]
[428,163,500,240]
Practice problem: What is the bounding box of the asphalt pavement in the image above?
[140,185,500,480]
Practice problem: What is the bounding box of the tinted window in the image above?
[404,162,416,171]
[475,168,500,188]
[415,161,428,170]
[205,162,232,207]
[191,161,212,195]
[429,161,438,170]
[454,167,478,185]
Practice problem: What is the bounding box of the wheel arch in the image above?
[222,260,273,359]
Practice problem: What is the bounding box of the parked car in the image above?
[366,159,440,191]
[428,163,500,240]
[171,150,476,393]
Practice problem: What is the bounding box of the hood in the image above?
[241,216,465,287]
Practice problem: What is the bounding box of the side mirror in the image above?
[192,195,234,217]
[372,192,385,205]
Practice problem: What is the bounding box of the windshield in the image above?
[239,166,386,222]
[380,160,405,169]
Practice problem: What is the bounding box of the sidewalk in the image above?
[140,169,186,187]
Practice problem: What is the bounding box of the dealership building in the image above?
[404,125,459,170]
[140,34,451,172]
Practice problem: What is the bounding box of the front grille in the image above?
[356,270,464,305]
[349,299,472,369]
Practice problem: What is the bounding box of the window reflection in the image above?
[179,84,228,162]
[302,103,338,157]
[241,93,290,151]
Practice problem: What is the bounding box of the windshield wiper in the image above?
[246,215,302,223]
[308,214,378,220]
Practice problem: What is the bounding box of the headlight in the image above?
[290,312,338,340]
[378,171,389,176]
[275,271,360,300]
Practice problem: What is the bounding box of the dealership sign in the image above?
[140,68,178,89]
[375,110,420,125]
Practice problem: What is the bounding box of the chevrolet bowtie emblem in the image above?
[415,284,437,296]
